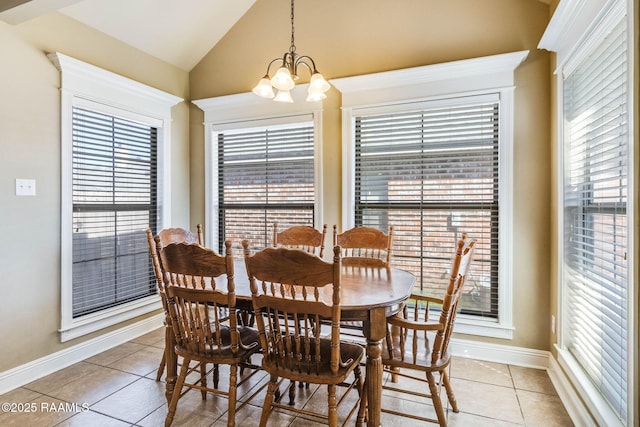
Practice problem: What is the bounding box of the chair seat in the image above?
[382,330,451,371]
[262,337,364,384]
[175,325,261,362]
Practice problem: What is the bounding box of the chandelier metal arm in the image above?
[262,57,285,78]
[294,55,319,74]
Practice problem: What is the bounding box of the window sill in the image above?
[454,314,514,339]
[59,295,162,342]
[556,345,626,427]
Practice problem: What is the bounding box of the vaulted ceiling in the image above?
[0,0,552,72]
[0,0,256,71]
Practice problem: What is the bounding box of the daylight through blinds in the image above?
[354,100,499,317]
[72,107,158,317]
[562,18,628,423]
[217,121,315,253]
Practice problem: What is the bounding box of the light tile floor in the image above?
[0,328,574,426]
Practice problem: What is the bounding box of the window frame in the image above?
[332,51,529,339]
[539,0,635,425]
[50,53,182,342]
[193,86,324,251]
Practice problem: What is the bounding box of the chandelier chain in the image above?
[289,0,296,54]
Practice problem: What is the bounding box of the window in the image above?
[333,51,528,338]
[353,97,499,317]
[193,90,324,253]
[539,0,634,425]
[51,53,182,341]
[215,120,315,252]
[71,107,158,317]
[563,18,628,423]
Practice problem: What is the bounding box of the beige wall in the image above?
[190,0,552,350]
[0,0,554,374]
[0,13,190,372]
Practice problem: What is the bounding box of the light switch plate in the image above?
[15,178,36,196]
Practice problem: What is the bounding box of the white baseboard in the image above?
[0,313,164,396]
[451,337,550,369]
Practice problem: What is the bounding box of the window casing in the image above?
[51,53,182,341]
[332,51,528,338]
[193,89,324,253]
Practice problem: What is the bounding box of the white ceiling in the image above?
[0,0,256,71]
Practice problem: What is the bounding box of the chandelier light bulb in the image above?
[306,87,327,102]
[273,90,294,103]
[252,77,275,99]
[309,73,331,93]
[271,67,295,91]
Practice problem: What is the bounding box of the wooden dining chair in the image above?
[332,225,394,340]
[242,242,366,427]
[333,225,393,267]
[381,233,476,426]
[273,223,327,257]
[146,225,203,381]
[159,241,262,427]
[272,223,327,400]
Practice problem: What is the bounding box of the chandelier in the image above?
[252,0,331,103]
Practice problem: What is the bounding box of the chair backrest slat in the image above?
[333,225,393,267]
[159,240,240,357]
[243,241,343,376]
[273,224,327,258]
[146,225,203,293]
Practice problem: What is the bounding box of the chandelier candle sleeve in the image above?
[252,0,331,103]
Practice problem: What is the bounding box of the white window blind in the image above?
[562,17,628,423]
[217,121,315,253]
[72,107,158,317]
[354,99,499,317]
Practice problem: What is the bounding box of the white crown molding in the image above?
[48,52,183,118]
[538,0,611,53]
[330,51,528,108]
[331,51,528,93]
[193,84,322,124]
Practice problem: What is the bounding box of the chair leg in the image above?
[213,364,220,389]
[426,372,447,427]
[156,349,166,381]
[355,365,367,426]
[227,364,238,427]
[201,363,208,400]
[259,375,278,427]
[441,369,459,413]
[288,380,296,405]
[165,357,190,427]
[327,384,338,427]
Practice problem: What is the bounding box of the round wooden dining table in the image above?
[163,259,415,427]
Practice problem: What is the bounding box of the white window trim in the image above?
[539,0,635,425]
[49,52,183,342]
[331,51,529,339]
[193,86,324,250]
